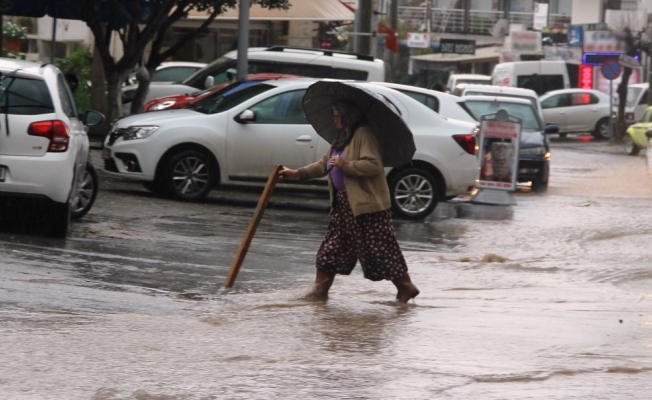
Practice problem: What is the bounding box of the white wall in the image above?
[287,21,315,48]
[571,0,603,24]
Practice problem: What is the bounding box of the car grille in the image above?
[104,158,119,173]
[107,129,125,146]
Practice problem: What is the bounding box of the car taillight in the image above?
[452,133,476,155]
[27,120,70,152]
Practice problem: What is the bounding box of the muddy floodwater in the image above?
[0,140,651,399]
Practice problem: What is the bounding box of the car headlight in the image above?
[122,125,159,140]
[519,146,545,155]
[151,100,177,111]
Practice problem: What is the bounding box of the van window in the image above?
[639,90,648,105]
[332,68,368,80]
[516,75,564,95]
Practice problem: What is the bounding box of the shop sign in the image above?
[583,31,624,53]
[440,38,476,55]
[533,3,549,31]
[510,31,542,52]
[407,33,430,48]
[567,25,583,47]
[544,46,582,64]
[578,65,593,89]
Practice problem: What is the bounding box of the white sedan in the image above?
[539,89,612,139]
[103,78,479,219]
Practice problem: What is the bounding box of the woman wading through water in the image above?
[279,99,419,303]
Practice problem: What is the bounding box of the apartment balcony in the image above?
[398,7,571,35]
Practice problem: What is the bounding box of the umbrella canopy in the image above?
[302,80,416,168]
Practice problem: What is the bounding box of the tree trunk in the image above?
[129,67,153,115]
[89,44,108,139]
[616,67,632,142]
[105,71,124,127]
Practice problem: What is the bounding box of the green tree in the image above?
[55,48,93,113]
[53,0,289,128]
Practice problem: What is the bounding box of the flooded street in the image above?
[0,139,651,399]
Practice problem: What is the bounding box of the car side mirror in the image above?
[204,76,214,89]
[234,109,256,124]
[82,110,105,127]
[544,124,559,134]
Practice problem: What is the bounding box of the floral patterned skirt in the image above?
[316,190,408,281]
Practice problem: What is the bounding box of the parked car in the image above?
[0,58,104,237]
[625,105,652,155]
[368,82,476,123]
[103,78,479,219]
[460,84,543,120]
[539,88,612,139]
[459,95,557,192]
[622,82,648,126]
[143,73,301,112]
[122,46,386,114]
[126,61,207,86]
[445,74,491,93]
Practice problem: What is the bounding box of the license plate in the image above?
[0,167,6,182]
[102,147,111,159]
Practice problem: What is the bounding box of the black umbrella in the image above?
[302,80,416,168]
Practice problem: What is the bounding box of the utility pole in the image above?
[236,0,250,81]
[389,0,398,82]
[359,0,373,55]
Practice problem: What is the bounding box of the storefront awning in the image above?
[411,45,502,65]
[187,0,355,22]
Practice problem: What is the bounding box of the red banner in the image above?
[378,22,398,54]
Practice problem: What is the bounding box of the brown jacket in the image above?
[298,126,391,216]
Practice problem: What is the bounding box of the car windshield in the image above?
[463,100,542,131]
[188,82,274,115]
[626,87,643,107]
[0,76,54,115]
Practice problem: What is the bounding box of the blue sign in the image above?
[568,25,583,48]
[601,59,622,80]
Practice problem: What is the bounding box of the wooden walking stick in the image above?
[224,164,283,288]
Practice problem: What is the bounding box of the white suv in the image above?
[122,46,386,114]
[0,59,104,237]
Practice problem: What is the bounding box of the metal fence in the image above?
[398,7,571,35]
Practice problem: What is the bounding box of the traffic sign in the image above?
[601,59,622,80]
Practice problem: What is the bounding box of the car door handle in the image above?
[296,135,312,142]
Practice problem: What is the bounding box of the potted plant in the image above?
[3,21,27,52]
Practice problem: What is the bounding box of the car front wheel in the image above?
[389,168,439,220]
[593,118,610,139]
[72,162,98,220]
[164,149,215,201]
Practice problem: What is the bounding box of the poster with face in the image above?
[477,118,521,191]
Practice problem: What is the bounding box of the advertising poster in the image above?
[477,119,521,191]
